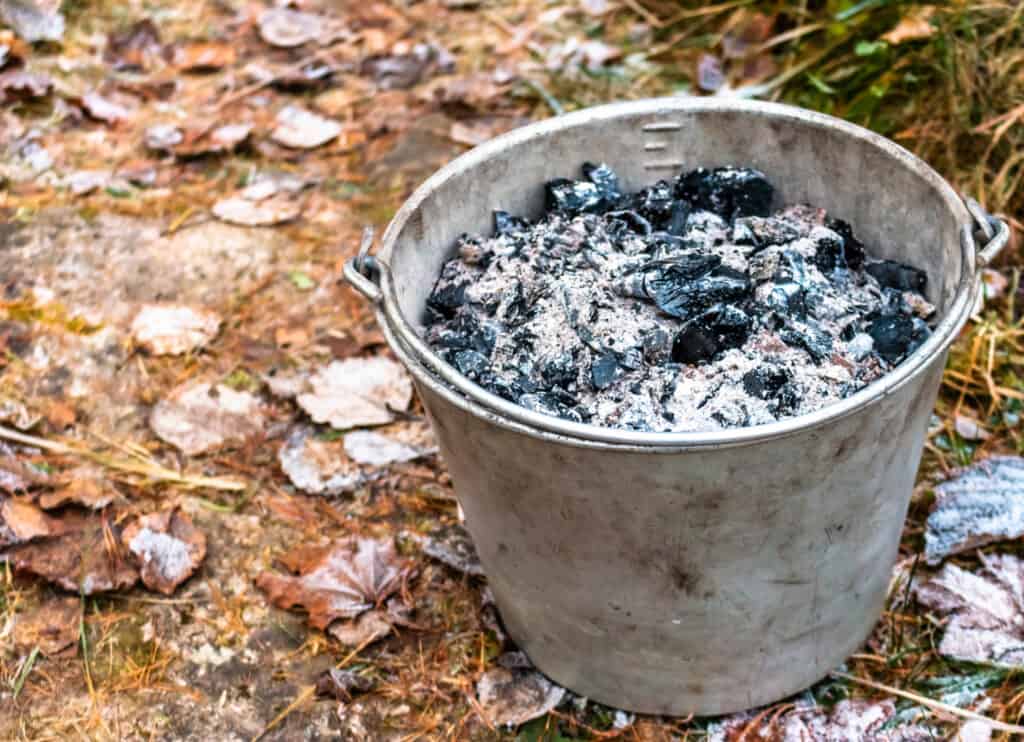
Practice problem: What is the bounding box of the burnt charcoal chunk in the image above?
[675,167,773,219]
[642,328,672,364]
[865,259,928,293]
[605,210,653,236]
[734,216,803,249]
[780,324,833,363]
[868,314,929,363]
[824,217,866,270]
[427,279,468,319]
[671,304,752,364]
[590,351,621,390]
[666,201,691,236]
[542,353,577,389]
[764,281,806,317]
[545,178,604,214]
[811,230,846,273]
[742,366,790,400]
[453,349,490,380]
[630,180,675,224]
[651,266,751,320]
[518,392,583,423]
[582,162,622,203]
[494,210,530,236]
[773,383,802,415]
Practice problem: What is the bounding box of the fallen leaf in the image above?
[721,11,774,59]
[78,91,129,124]
[916,553,1024,667]
[326,608,394,646]
[256,536,414,630]
[414,523,484,577]
[954,414,991,441]
[42,399,75,429]
[131,304,222,356]
[882,6,936,45]
[122,507,206,595]
[212,193,301,227]
[5,515,139,595]
[296,357,413,430]
[13,595,81,655]
[709,698,934,741]
[0,444,49,494]
[278,426,369,496]
[0,68,52,102]
[476,666,565,727]
[149,381,265,456]
[271,105,342,149]
[64,170,108,196]
[982,269,1008,301]
[144,123,183,151]
[39,467,116,510]
[105,19,164,71]
[925,456,1024,564]
[343,430,431,466]
[1,497,64,546]
[315,668,374,700]
[697,54,725,92]
[173,41,236,72]
[172,122,254,157]
[0,0,63,43]
[258,8,324,48]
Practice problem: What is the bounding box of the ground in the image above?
[1,1,1024,740]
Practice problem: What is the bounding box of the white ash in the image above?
[424,165,933,432]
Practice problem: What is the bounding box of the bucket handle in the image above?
[343,226,384,303]
[963,196,1009,269]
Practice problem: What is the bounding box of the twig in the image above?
[11,646,39,698]
[521,78,565,116]
[830,670,1024,733]
[0,424,245,492]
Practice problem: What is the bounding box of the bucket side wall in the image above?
[417,355,945,715]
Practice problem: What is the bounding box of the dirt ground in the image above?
[2,1,1024,740]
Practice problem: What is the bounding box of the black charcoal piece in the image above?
[631,180,676,224]
[671,304,752,364]
[582,161,622,204]
[675,167,774,219]
[666,201,691,236]
[780,323,833,364]
[426,280,467,319]
[868,314,929,363]
[518,392,583,423]
[642,328,673,364]
[590,352,621,390]
[811,229,846,273]
[541,354,577,389]
[865,259,928,293]
[824,216,866,270]
[545,178,604,214]
[651,267,750,320]
[494,210,530,236]
[454,349,490,380]
[742,366,790,400]
[605,210,653,236]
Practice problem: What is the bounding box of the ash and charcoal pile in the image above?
[425,164,934,432]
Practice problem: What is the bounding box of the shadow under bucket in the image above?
[345,99,1007,715]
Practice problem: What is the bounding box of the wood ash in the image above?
[424,164,934,432]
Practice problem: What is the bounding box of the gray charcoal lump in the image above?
[424,164,935,432]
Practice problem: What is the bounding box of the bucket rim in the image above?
[375,98,978,450]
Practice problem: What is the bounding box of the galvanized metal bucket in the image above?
[344,99,1008,715]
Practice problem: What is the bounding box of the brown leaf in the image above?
[149,381,265,456]
[1,497,65,546]
[258,8,334,48]
[296,357,413,430]
[271,105,342,149]
[315,668,374,701]
[915,553,1024,667]
[130,304,222,356]
[105,18,164,71]
[6,515,139,594]
[0,0,64,43]
[14,594,81,655]
[326,609,394,646]
[122,507,206,595]
[211,193,301,227]
[173,41,236,72]
[256,536,414,630]
[476,667,565,727]
[882,7,936,45]
[79,91,129,124]
[171,122,254,158]
[712,698,933,740]
[0,68,51,102]
[0,444,49,494]
[42,399,76,430]
[924,456,1024,564]
[721,11,774,59]
[278,426,368,496]
[38,467,116,510]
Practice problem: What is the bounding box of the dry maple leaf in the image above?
[149,381,265,456]
[256,536,414,630]
[122,507,207,595]
[13,594,81,655]
[916,553,1024,667]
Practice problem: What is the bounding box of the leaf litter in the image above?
[149,381,265,456]
[924,456,1024,564]
[256,536,416,647]
[122,507,206,595]
[476,659,566,728]
[295,357,413,430]
[130,304,222,356]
